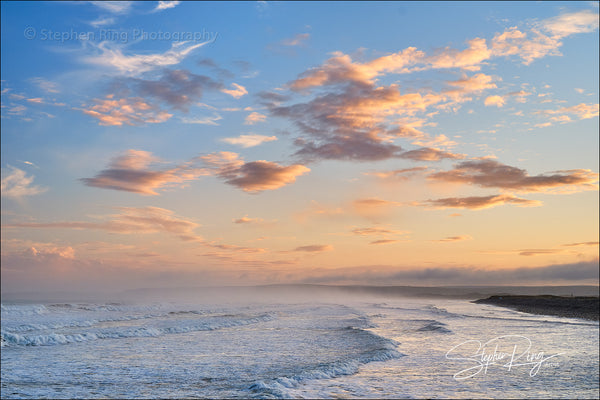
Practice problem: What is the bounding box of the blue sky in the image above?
[1,1,598,294]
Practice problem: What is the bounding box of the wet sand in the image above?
[474,295,599,321]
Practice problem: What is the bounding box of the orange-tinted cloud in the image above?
[429,159,599,193]
[484,95,505,107]
[271,82,440,161]
[281,33,310,47]
[233,216,263,224]
[221,83,248,99]
[365,166,429,181]
[537,103,599,120]
[518,249,563,256]
[81,150,209,195]
[446,73,497,91]
[221,134,277,148]
[200,151,310,193]
[490,11,599,65]
[24,245,76,259]
[400,147,465,161]
[562,241,599,247]
[426,38,491,71]
[433,235,473,242]
[244,112,267,125]
[81,96,173,126]
[490,27,561,65]
[353,197,402,208]
[293,244,333,252]
[542,10,599,38]
[369,239,399,245]
[418,194,542,210]
[273,52,498,162]
[351,227,408,236]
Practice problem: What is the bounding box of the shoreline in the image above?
[474,295,599,321]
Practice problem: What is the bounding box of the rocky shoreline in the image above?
[474,295,599,321]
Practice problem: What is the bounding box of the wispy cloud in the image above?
[490,11,599,65]
[81,96,172,126]
[417,194,542,210]
[6,206,203,242]
[221,134,277,148]
[400,147,465,161]
[180,113,223,125]
[365,166,429,181]
[244,112,267,125]
[154,1,180,12]
[281,33,310,47]
[369,239,400,245]
[537,102,599,120]
[233,216,263,224]
[541,10,599,38]
[351,227,408,236]
[432,235,473,242]
[90,1,133,14]
[293,244,333,252]
[351,226,410,244]
[84,41,212,76]
[28,77,59,93]
[221,83,248,99]
[562,241,599,247]
[88,16,116,27]
[518,248,563,256]
[1,166,47,198]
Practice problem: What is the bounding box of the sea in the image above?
[1,287,599,399]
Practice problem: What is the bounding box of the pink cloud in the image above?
[429,160,599,193]
[81,96,172,126]
[293,244,333,252]
[418,194,542,210]
[200,151,310,193]
[81,150,209,195]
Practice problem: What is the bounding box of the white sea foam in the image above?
[246,326,404,398]
[416,320,453,333]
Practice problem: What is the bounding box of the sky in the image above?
[1,1,599,294]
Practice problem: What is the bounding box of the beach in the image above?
[474,295,600,321]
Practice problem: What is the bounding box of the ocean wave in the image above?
[1,313,165,333]
[1,304,50,316]
[1,313,276,347]
[1,302,167,317]
[416,320,453,334]
[1,309,214,334]
[246,327,404,398]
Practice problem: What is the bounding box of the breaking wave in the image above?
[1,313,276,347]
[245,326,403,398]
